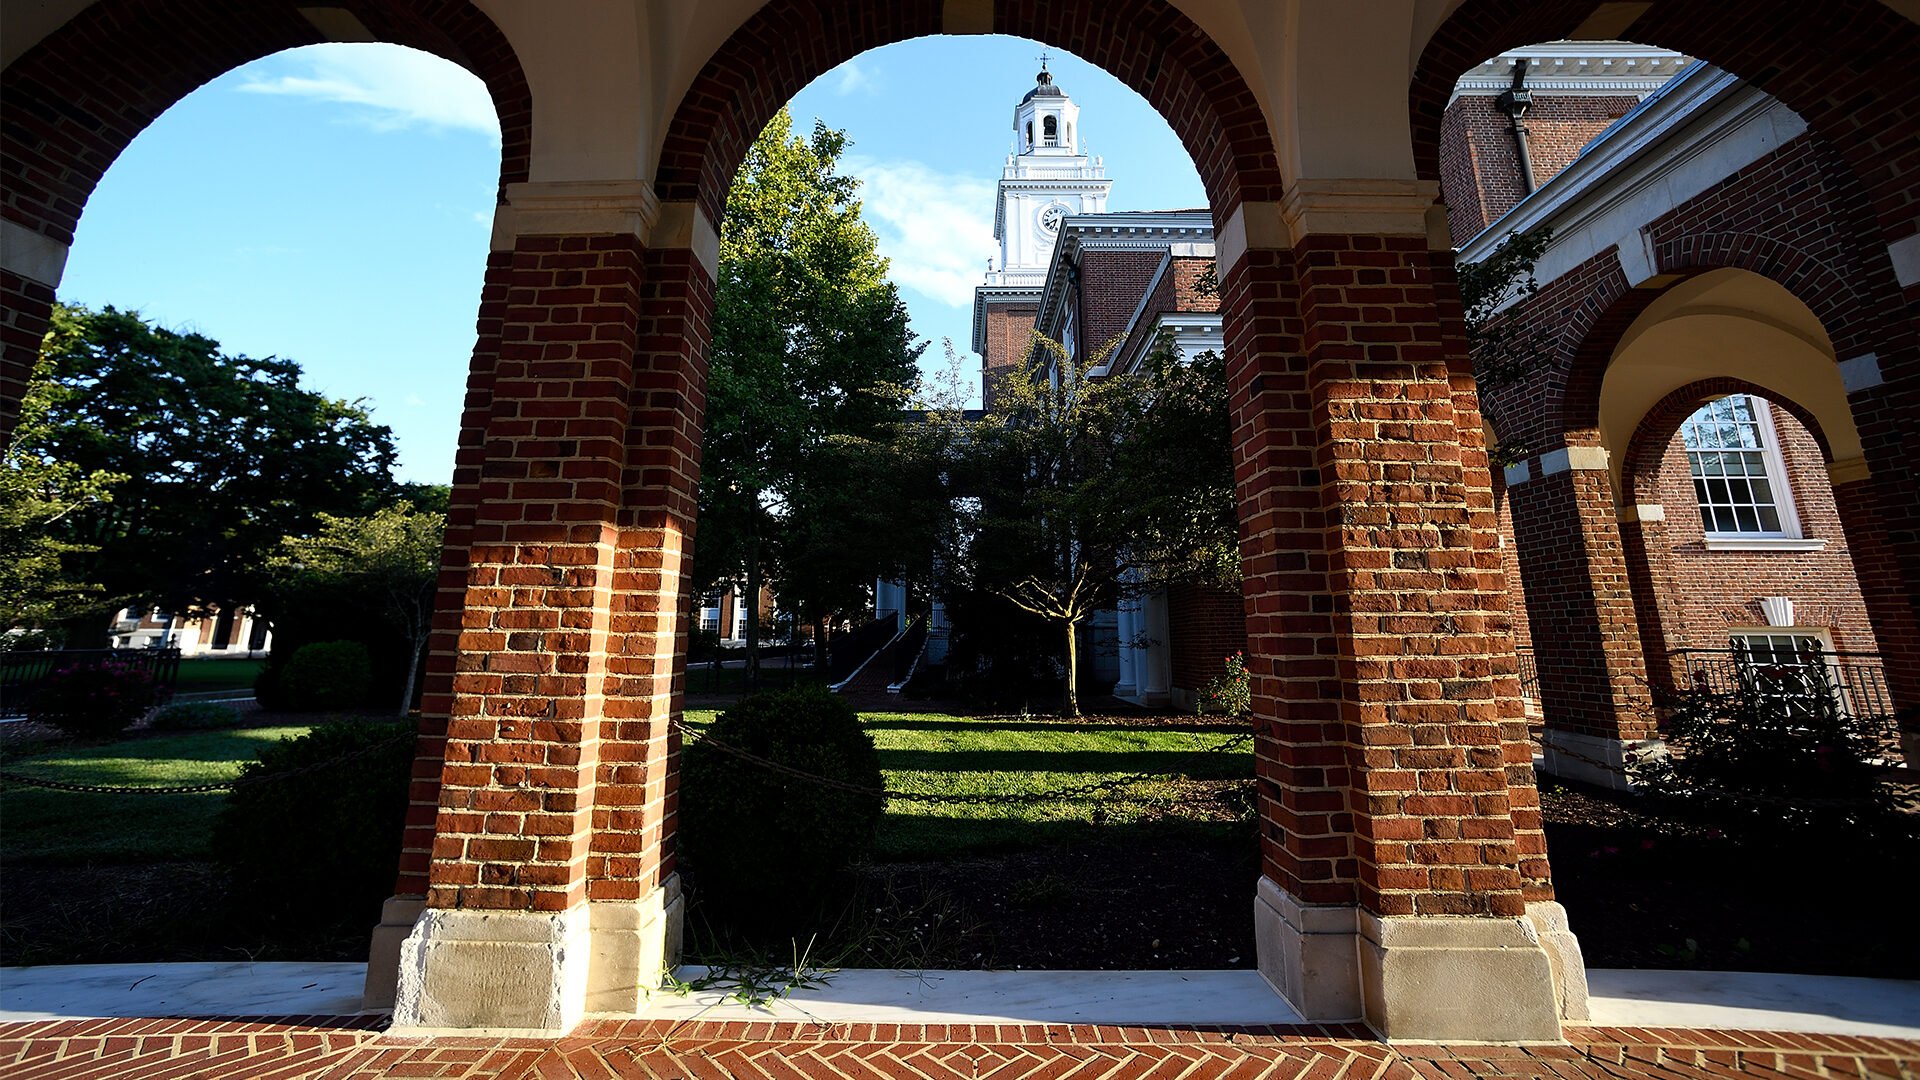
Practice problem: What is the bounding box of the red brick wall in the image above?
[981,303,1037,412]
[1171,256,1220,313]
[1076,249,1167,355]
[1439,94,1641,246]
[1625,388,1878,655]
[1168,583,1244,697]
[1491,469,1532,650]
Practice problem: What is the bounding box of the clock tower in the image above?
[973,61,1112,409]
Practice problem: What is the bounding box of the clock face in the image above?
[1038,204,1067,235]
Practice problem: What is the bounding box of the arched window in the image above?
[1043,115,1058,146]
[1025,120,1033,149]
[1065,121,1074,149]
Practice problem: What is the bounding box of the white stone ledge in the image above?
[1702,537,1827,552]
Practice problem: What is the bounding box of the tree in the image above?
[950,332,1235,716]
[1457,227,1554,463]
[0,355,124,636]
[19,304,398,643]
[268,502,444,715]
[697,107,926,683]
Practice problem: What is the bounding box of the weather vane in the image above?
[1036,52,1051,72]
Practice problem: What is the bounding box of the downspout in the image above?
[1497,58,1538,195]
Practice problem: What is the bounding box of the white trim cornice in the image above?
[492,180,660,250]
[1280,179,1441,245]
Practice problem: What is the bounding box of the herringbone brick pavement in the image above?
[3,1016,1915,1079]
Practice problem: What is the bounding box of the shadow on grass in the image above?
[876,747,1248,778]
[863,718,1248,734]
[875,810,1249,861]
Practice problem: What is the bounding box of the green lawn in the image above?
[683,709,1253,860]
[172,656,267,693]
[0,725,311,863]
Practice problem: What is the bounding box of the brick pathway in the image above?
[4,1017,1917,1079]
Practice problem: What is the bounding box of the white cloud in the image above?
[237,44,499,143]
[847,156,997,309]
[834,60,879,97]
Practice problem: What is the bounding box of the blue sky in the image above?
[59,36,1203,484]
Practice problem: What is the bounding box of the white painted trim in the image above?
[492,179,659,249]
[649,201,720,279]
[1889,233,1920,290]
[1619,503,1665,523]
[1449,43,1691,104]
[1838,353,1883,394]
[1280,179,1438,244]
[1702,537,1828,552]
[1458,66,1807,308]
[0,219,68,286]
[1537,446,1609,476]
[1827,456,1870,485]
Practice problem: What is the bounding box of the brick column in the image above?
[1226,183,1574,1041]
[376,182,692,1032]
[1617,503,1691,692]
[1502,445,1659,787]
[1831,462,1920,761]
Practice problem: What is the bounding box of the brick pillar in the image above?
[375,181,693,1031]
[1618,503,1691,692]
[1227,184,1574,1041]
[0,222,70,444]
[1503,445,1658,787]
[1832,463,1920,761]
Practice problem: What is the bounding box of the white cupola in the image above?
[985,60,1111,283]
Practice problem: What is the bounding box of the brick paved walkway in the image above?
[4,1017,1917,1079]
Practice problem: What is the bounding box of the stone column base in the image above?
[1527,900,1590,1022]
[586,876,685,1013]
[392,905,593,1032]
[362,895,425,1011]
[1540,728,1664,790]
[1254,877,1574,1041]
[1253,876,1362,1021]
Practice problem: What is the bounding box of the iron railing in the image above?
[1515,647,1540,703]
[0,648,183,718]
[1670,646,1895,734]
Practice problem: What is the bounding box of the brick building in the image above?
[1441,43,1913,785]
[6,0,1920,1044]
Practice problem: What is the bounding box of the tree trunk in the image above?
[398,632,426,717]
[1062,616,1080,718]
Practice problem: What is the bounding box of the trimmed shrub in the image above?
[25,660,160,737]
[149,701,241,731]
[214,719,415,929]
[269,640,372,712]
[679,687,885,936]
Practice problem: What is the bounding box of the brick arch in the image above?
[2,0,531,248]
[654,0,1283,225]
[1617,376,1834,509]
[1558,249,1868,438]
[1410,0,1920,243]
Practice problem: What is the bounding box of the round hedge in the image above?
[679,687,884,935]
[269,640,373,712]
[213,719,414,929]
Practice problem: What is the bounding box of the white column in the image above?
[1139,589,1171,705]
[874,578,906,633]
[1113,597,1140,700]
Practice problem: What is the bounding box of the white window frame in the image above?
[1727,626,1856,718]
[1682,395,1825,552]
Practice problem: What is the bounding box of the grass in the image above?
[0,725,312,863]
[682,709,1253,860]
[172,656,267,693]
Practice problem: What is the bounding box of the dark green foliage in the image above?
[262,640,372,712]
[1633,652,1900,839]
[679,687,885,936]
[25,658,160,737]
[214,720,414,929]
[148,701,241,731]
[1457,227,1554,397]
[23,304,397,644]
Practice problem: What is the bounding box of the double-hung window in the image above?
[1680,395,1805,544]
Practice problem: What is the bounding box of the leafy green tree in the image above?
[951,333,1235,716]
[1457,227,1553,464]
[698,107,926,682]
[20,304,397,643]
[0,355,123,635]
[268,502,444,715]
